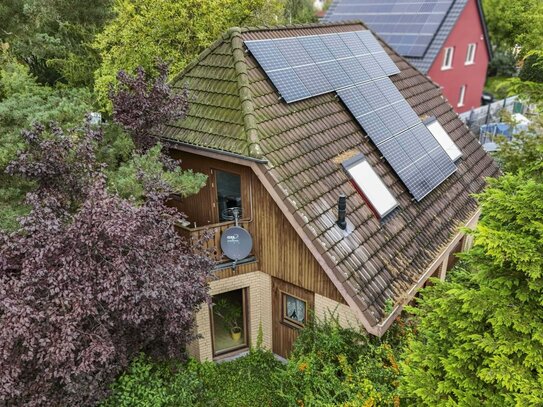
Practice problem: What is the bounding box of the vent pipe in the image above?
[337,194,347,230]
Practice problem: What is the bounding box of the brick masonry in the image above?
[187,271,272,361]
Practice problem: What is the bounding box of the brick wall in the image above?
[314,294,362,329]
[187,271,272,361]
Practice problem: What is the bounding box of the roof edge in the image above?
[476,0,493,59]
[228,27,264,159]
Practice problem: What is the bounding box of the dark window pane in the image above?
[217,171,242,221]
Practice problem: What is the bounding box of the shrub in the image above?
[103,348,284,407]
[274,315,403,406]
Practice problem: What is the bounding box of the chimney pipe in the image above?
[337,194,347,230]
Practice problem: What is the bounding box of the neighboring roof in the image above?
[322,0,491,73]
[159,22,499,332]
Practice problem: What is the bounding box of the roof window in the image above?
[425,118,462,161]
[342,153,398,219]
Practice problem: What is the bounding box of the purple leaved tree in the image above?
[0,123,213,406]
[109,61,189,152]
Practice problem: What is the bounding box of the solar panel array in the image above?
[245,30,457,201]
[337,79,456,200]
[245,31,399,103]
[324,0,455,57]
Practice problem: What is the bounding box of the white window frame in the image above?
[425,118,462,161]
[442,47,454,70]
[465,43,476,65]
[342,153,398,219]
[458,84,466,107]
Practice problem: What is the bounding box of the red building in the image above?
[323,0,492,113]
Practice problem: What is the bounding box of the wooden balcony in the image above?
[176,220,254,264]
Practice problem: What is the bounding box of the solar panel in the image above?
[337,83,457,201]
[324,0,455,57]
[245,31,457,201]
[245,30,398,101]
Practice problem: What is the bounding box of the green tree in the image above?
[284,0,317,24]
[482,0,543,53]
[0,0,113,86]
[0,59,93,230]
[93,0,283,109]
[401,123,543,405]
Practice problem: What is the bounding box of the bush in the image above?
[103,349,284,407]
[274,315,403,406]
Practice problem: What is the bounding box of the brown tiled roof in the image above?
[160,22,499,331]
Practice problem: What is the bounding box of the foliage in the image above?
[284,0,318,24]
[107,62,207,199]
[103,349,284,407]
[519,52,543,83]
[494,114,543,178]
[482,0,543,53]
[501,76,543,108]
[109,62,189,151]
[213,298,243,332]
[0,59,93,230]
[108,144,207,202]
[93,0,283,108]
[0,123,213,406]
[274,315,402,406]
[400,167,543,404]
[487,50,517,78]
[0,0,113,86]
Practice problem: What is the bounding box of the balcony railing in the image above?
[176,221,253,263]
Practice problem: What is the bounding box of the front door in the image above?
[271,277,314,358]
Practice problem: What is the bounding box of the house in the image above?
[322,0,492,114]
[157,21,499,361]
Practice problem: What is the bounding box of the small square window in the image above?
[465,43,476,65]
[442,47,454,69]
[282,293,306,328]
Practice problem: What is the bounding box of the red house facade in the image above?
[426,0,490,113]
[323,0,492,114]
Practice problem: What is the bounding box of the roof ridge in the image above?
[239,20,366,33]
[228,27,263,159]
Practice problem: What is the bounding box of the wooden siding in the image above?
[172,150,345,304]
[169,150,252,227]
[272,277,314,358]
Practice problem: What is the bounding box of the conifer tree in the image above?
[401,127,543,405]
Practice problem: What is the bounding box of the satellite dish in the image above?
[220,226,253,261]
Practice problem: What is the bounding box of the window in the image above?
[442,47,454,69]
[211,289,248,356]
[426,118,462,161]
[465,43,476,65]
[282,293,306,328]
[457,84,466,107]
[342,153,398,219]
[216,170,242,221]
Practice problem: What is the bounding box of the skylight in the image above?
[342,153,398,219]
[425,118,462,161]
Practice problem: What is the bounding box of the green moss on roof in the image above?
[165,28,263,158]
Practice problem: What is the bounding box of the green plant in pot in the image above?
[213,298,242,341]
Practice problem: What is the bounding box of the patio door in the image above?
[210,288,249,357]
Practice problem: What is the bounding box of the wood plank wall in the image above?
[271,277,314,358]
[172,150,345,304]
